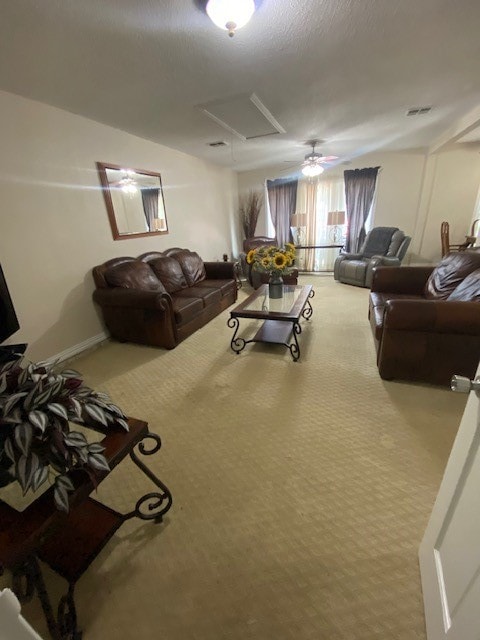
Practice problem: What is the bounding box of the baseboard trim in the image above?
[48,332,109,365]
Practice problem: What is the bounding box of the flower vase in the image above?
[268,273,284,299]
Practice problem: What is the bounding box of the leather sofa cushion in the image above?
[448,268,480,301]
[104,260,166,292]
[196,279,235,297]
[174,286,222,307]
[174,251,206,286]
[170,295,203,326]
[424,252,480,300]
[370,291,423,309]
[149,256,188,293]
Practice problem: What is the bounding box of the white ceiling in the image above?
[1,0,480,172]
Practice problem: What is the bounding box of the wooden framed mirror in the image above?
[96,162,169,240]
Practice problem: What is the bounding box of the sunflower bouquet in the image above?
[246,242,296,277]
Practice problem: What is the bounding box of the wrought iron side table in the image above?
[0,417,172,640]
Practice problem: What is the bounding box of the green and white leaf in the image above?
[63,431,88,448]
[53,483,70,512]
[116,418,129,432]
[2,392,28,416]
[59,369,82,379]
[0,372,8,394]
[18,367,31,386]
[14,422,33,456]
[17,452,40,492]
[56,474,75,491]
[84,404,108,426]
[4,437,15,462]
[69,397,83,420]
[47,403,69,420]
[33,387,53,408]
[76,447,88,463]
[87,442,105,454]
[31,465,49,492]
[28,410,49,432]
[87,453,110,472]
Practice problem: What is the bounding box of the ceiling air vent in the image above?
[406,106,432,116]
[208,141,228,147]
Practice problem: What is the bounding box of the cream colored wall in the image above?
[417,146,480,262]
[0,90,238,361]
[238,147,480,264]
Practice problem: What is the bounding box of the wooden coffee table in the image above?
[227,284,314,361]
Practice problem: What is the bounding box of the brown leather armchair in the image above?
[369,251,480,385]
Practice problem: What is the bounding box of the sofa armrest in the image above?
[384,299,480,334]
[93,288,173,312]
[370,255,401,267]
[365,256,401,288]
[371,266,434,294]
[339,252,363,260]
[204,261,235,279]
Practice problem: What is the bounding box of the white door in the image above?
[419,366,480,639]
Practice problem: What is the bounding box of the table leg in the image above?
[125,431,173,523]
[227,316,247,354]
[11,556,81,640]
[288,322,301,362]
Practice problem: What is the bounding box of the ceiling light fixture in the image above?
[206,0,255,38]
[300,142,335,177]
[301,163,324,177]
[119,176,138,194]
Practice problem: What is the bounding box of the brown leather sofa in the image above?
[369,251,480,385]
[92,248,237,349]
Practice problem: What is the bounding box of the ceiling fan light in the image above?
[119,177,138,193]
[206,0,255,37]
[302,163,324,177]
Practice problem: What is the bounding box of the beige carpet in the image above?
[6,275,467,639]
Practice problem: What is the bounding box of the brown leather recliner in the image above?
[369,251,480,385]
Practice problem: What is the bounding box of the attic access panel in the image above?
[198,93,285,141]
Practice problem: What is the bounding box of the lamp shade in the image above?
[327,210,346,226]
[206,0,255,37]
[291,213,307,228]
[301,163,324,177]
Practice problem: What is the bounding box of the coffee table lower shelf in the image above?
[229,318,302,361]
[252,319,292,345]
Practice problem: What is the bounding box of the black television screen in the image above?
[0,264,20,343]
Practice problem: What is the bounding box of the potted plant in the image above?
[246,242,296,298]
[0,356,129,512]
[239,191,263,239]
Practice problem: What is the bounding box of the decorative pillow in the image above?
[104,260,166,292]
[448,268,480,301]
[424,252,480,300]
[174,251,206,286]
[148,256,188,293]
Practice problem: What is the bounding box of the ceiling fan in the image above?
[284,141,338,177]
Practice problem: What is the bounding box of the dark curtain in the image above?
[266,178,298,246]
[344,167,380,253]
[141,188,159,231]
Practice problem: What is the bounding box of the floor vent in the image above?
[208,141,228,147]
